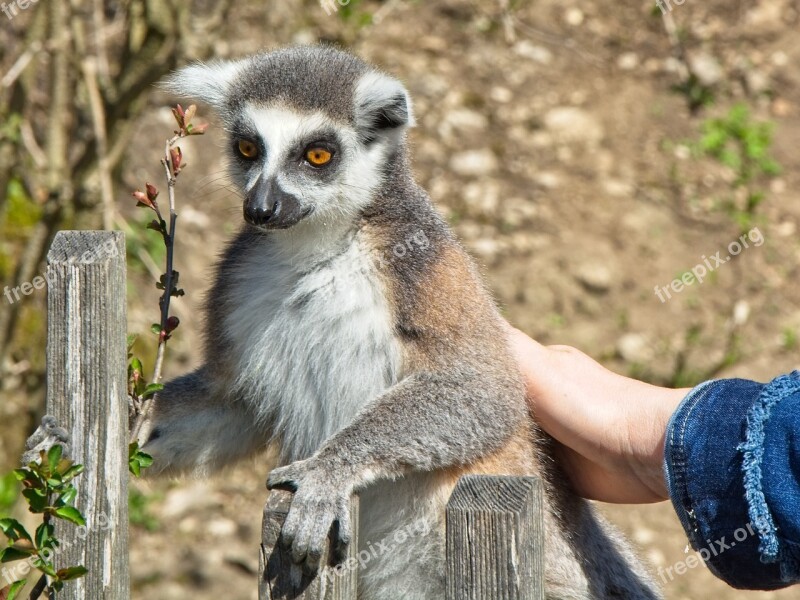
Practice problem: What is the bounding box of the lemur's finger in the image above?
[21,416,72,465]
[279,502,301,551]
[338,496,352,542]
[266,465,299,491]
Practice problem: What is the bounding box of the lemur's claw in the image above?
[22,415,71,466]
[267,459,353,573]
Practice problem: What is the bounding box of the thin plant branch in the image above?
[20,120,46,168]
[81,57,115,230]
[130,106,207,442]
[0,41,42,89]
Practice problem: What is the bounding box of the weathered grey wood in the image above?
[446,476,545,600]
[46,231,129,600]
[259,490,359,600]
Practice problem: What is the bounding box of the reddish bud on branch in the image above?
[145,182,159,201]
[170,147,184,175]
[172,104,185,129]
[165,316,180,333]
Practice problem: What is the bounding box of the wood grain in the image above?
[46,231,129,600]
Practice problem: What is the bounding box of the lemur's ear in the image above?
[354,72,415,144]
[160,61,242,111]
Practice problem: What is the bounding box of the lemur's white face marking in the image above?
[226,105,389,231]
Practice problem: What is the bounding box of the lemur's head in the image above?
[163,46,415,231]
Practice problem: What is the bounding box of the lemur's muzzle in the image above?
[244,177,312,229]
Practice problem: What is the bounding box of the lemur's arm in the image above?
[139,368,270,477]
[267,367,524,571]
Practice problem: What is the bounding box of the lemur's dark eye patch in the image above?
[236,139,259,160]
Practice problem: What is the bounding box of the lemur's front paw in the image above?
[22,415,71,466]
[267,458,353,574]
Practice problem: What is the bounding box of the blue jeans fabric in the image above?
[664,372,800,589]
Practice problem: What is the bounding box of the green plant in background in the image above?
[0,446,87,599]
[0,473,20,517]
[336,0,373,26]
[781,328,798,352]
[128,488,160,533]
[695,103,781,232]
[0,178,41,282]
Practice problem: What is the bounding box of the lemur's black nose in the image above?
[244,202,275,226]
[244,177,309,229]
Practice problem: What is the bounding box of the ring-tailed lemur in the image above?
[139,46,662,599]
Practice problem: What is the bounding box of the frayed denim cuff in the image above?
[664,373,800,590]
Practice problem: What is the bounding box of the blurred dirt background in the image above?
[1,0,799,598]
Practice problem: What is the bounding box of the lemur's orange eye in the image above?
[237,140,259,159]
[305,148,332,167]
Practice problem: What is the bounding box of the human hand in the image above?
[508,327,689,503]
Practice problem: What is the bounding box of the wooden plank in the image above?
[46,231,129,600]
[259,490,359,600]
[446,475,545,600]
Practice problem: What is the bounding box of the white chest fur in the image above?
[223,232,401,463]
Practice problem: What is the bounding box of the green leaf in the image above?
[129,443,154,477]
[53,507,86,527]
[15,469,44,492]
[21,488,47,513]
[47,445,63,474]
[136,453,153,469]
[130,357,144,375]
[55,485,77,507]
[35,523,54,549]
[56,565,88,581]
[0,547,34,563]
[0,519,31,544]
[141,383,163,399]
[39,561,57,577]
[60,464,84,482]
[5,578,27,600]
[150,323,162,335]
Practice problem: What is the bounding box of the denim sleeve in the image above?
[664,371,800,590]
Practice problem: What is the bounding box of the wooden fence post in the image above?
[446,475,545,600]
[46,231,129,600]
[259,490,359,600]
